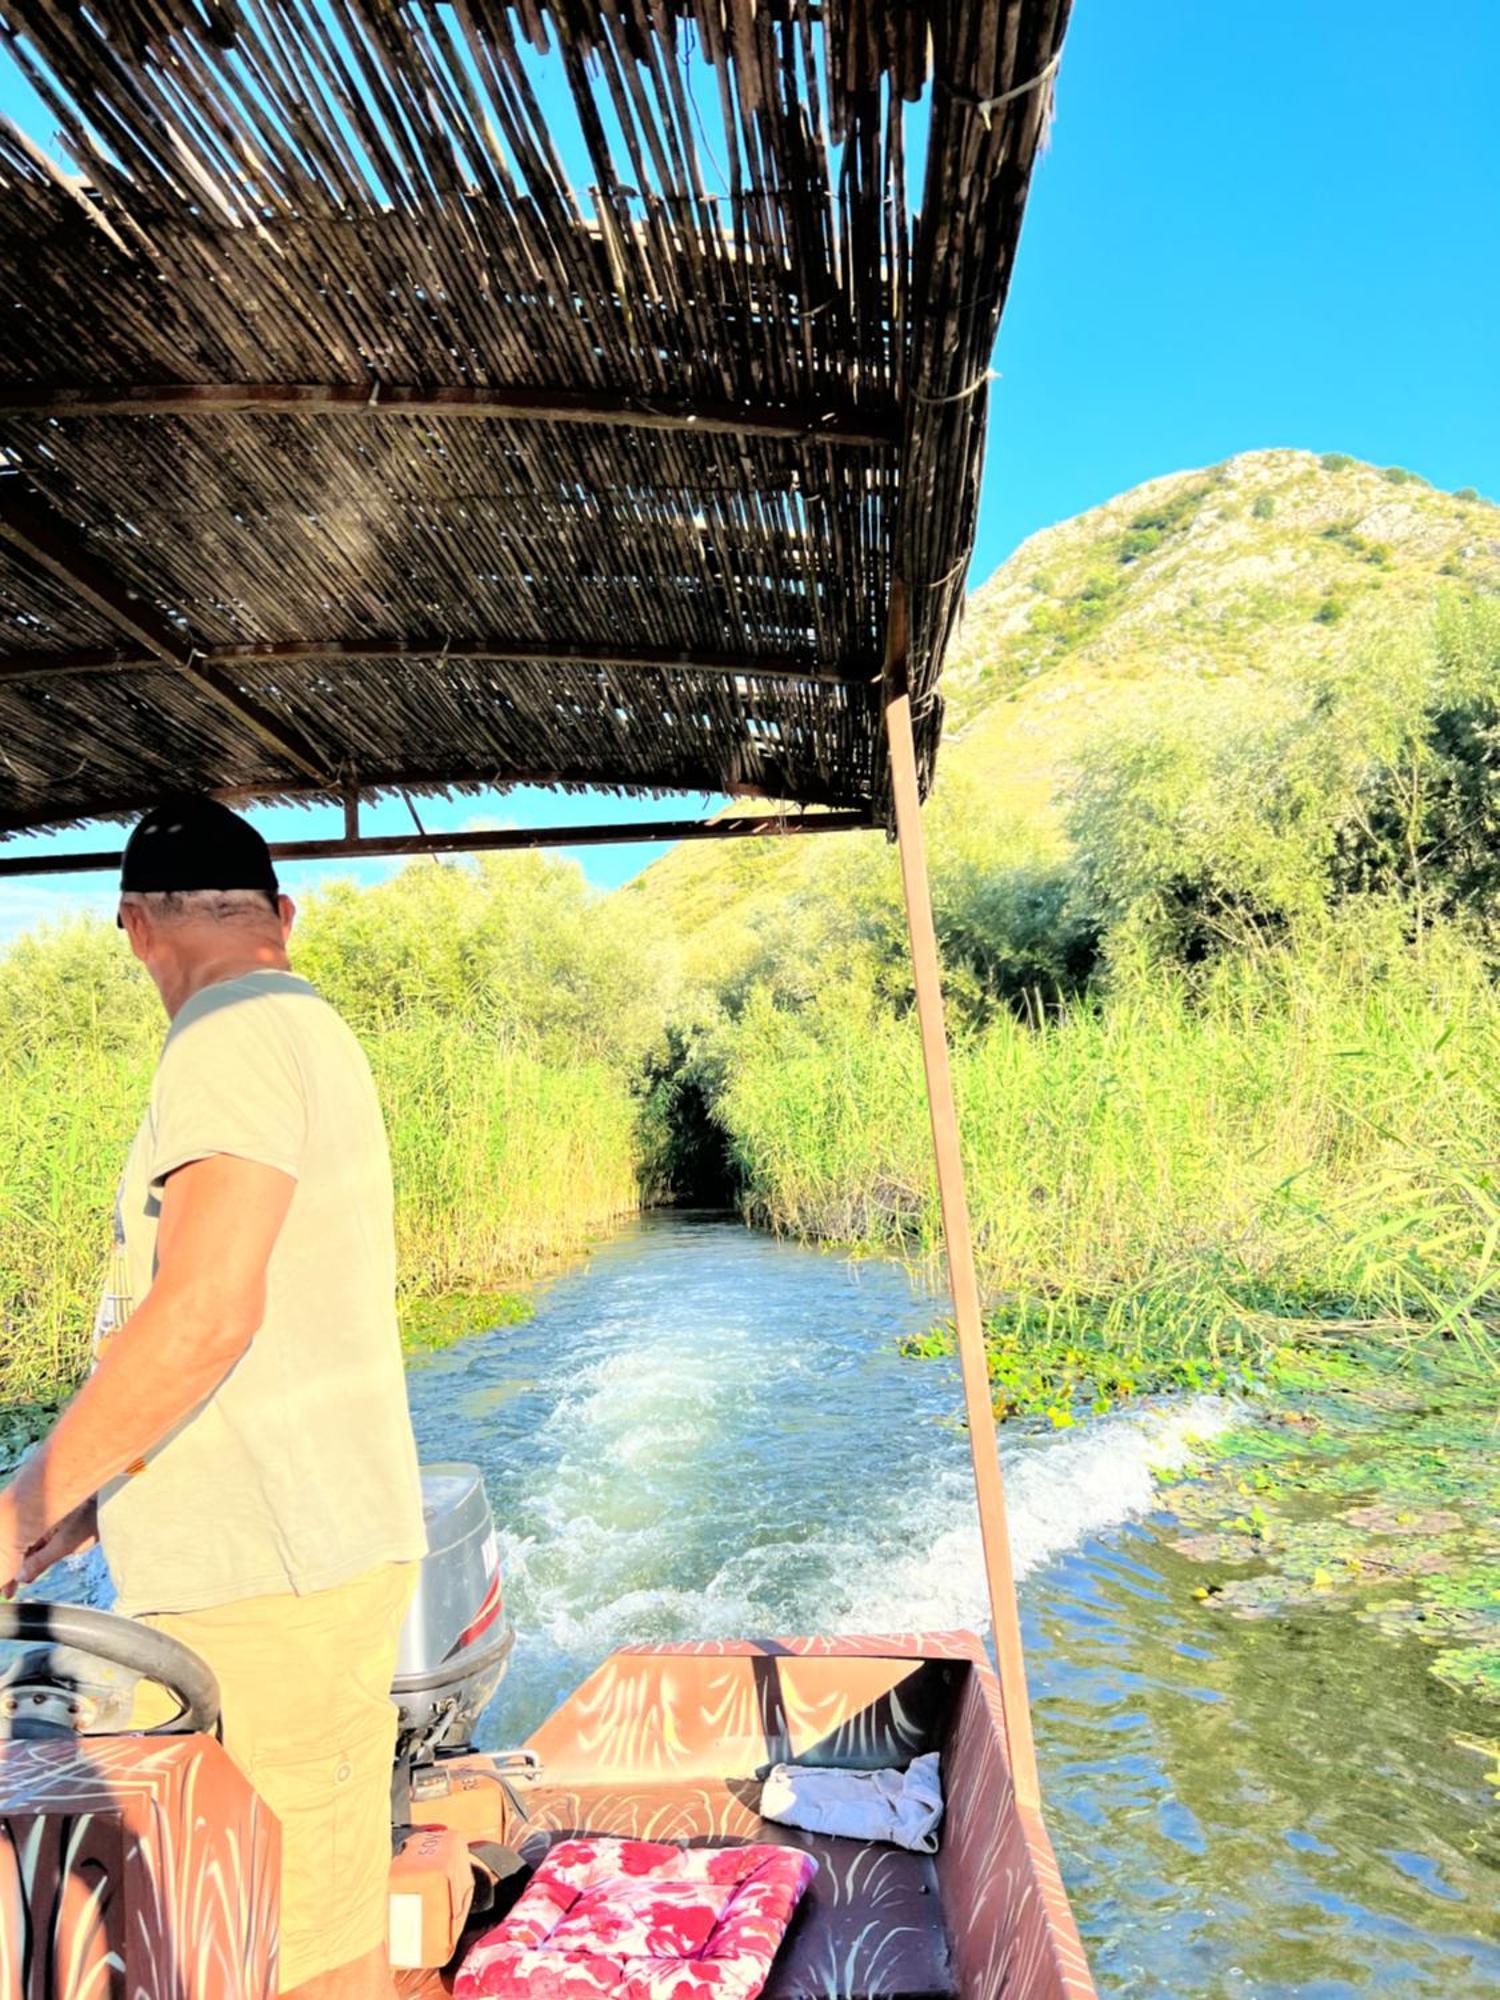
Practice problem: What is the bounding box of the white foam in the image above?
[499,1394,1234,1655]
[817,1395,1235,1635]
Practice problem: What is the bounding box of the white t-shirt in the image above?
[98,969,426,1615]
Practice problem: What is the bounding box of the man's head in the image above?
[118,796,295,1013]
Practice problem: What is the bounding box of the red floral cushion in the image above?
[455,1838,817,2000]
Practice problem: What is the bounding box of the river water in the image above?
[403,1212,1499,1999]
[25,1210,1498,1994]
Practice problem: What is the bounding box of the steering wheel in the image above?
[0,1602,220,1741]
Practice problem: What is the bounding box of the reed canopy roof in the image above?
[0,0,1069,840]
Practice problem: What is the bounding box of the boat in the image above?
[0,0,1094,1992]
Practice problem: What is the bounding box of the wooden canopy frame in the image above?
[0,806,870,877]
[0,0,1071,836]
[0,0,1074,1926]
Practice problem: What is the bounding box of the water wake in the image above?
[457,1232,1236,1733]
[497,1392,1232,1667]
[46,1220,1237,1743]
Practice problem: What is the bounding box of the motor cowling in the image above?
[393,1465,513,1763]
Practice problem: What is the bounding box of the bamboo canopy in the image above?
[0,0,1070,839]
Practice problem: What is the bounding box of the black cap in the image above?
[120,795,280,900]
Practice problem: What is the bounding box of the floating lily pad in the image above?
[1341,1504,1465,1535]
[1157,1348,1500,1703]
[1433,1647,1500,1700]
[1172,1531,1262,1564]
[1212,1575,1303,1619]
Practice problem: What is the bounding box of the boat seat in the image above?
[752,1826,956,2000]
[397,1820,956,2000]
[493,1821,955,2000]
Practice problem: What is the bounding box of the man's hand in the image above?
[0,1495,98,1599]
[19,1496,98,1585]
[0,1520,24,1601]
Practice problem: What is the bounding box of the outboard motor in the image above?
[387,1469,527,1973]
[393,1465,513,1764]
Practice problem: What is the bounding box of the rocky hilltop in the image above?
[625,449,1499,965]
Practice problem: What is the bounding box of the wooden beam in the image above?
[0,482,334,785]
[0,382,900,449]
[0,768,828,839]
[0,647,145,683]
[0,636,875,689]
[0,809,872,879]
[215,768,787,809]
[0,486,196,669]
[883,581,1042,1816]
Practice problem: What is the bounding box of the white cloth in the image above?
[759,1753,945,1854]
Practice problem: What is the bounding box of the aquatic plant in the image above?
[1157,1348,1500,1703]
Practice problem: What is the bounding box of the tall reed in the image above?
[0,854,661,1405]
[718,913,1500,1370]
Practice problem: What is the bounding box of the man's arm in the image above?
[0,1153,295,1591]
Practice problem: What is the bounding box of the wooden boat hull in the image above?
[0,1731,279,1997]
[401,1632,1094,2000]
[0,1632,1092,1997]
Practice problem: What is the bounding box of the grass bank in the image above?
[0,853,663,1408]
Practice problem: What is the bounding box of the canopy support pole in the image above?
[883,594,1042,1815]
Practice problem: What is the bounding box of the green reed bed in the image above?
[718,918,1500,1407]
[0,854,665,1408]
[0,921,157,1406]
[375,1020,640,1300]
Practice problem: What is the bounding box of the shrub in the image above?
[1329,598,1500,922]
[1322,522,1391,568]
[1320,452,1355,473]
[1124,482,1214,543]
[1118,524,1163,563]
[1454,487,1480,503]
[1251,495,1275,520]
[1114,483,1218,564]
[1315,595,1346,624]
[1027,568,1126,651]
[1064,671,1366,968]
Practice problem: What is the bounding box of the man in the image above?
[0,796,427,1998]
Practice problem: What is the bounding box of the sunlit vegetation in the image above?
[664,592,1500,1404]
[0,855,665,1403]
[6,450,1500,1432]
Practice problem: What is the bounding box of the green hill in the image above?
[624,448,1500,980]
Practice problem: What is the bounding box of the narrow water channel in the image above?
[403,1213,1499,1999]
[29,1211,1498,1994]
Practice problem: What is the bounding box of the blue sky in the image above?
[1,0,1495,933]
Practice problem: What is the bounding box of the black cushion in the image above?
[756,1827,956,2000]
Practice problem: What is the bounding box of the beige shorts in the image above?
[138,1561,415,1993]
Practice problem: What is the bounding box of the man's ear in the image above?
[118,900,151,961]
[277,893,297,941]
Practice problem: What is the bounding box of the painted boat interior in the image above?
[0,1628,1089,1996]
[397,1635,1091,2000]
